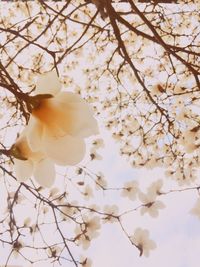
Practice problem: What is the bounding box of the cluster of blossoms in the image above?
[11,71,99,187]
[120,179,165,218]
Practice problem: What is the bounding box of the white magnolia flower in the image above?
[131,228,156,257]
[95,173,107,190]
[26,70,99,166]
[12,129,55,187]
[75,216,101,249]
[92,138,104,148]
[84,216,101,238]
[121,180,138,201]
[24,217,31,227]
[147,179,163,198]
[60,201,78,221]
[103,205,119,223]
[80,256,92,267]
[83,184,94,200]
[75,230,90,250]
[151,84,165,96]
[46,245,61,258]
[139,192,165,218]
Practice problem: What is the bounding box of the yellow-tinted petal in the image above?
[42,132,86,166]
[56,91,86,104]
[14,159,33,182]
[35,70,61,96]
[55,92,99,137]
[31,98,67,137]
[33,158,55,188]
[26,116,43,152]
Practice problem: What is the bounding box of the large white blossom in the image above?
[12,129,55,188]
[12,70,98,187]
[26,70,99,166]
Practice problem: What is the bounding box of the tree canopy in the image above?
[0,0,199,266]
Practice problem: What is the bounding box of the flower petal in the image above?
[69,103,99,138]
[149,208,159,218]
[26,116,43,152]
[13,159,33,182]
[35,70,61,96]
[33,158,55,188]
[56,91,86,103]
[55,92,99,138]
[31,98,67,138]
[42,133,86,166]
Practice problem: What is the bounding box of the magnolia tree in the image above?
[0,0,200,266]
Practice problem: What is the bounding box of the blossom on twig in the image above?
[12,129,55,187]
[131,228,156,257]
[26,70,99,166]
[121,180,138,201]
[139,191,165,218]
[11,70,99,187]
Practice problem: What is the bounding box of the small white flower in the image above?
[121,180,138,201]
[12,129,55,188]
[190,198,200,219]
[46,245,61,258]
[75,216,101,249]
[12,240,24,258]
[49,187,60,197]
[26,70,99,166]
[75,231,90,250]
[95,173,107,190]
[85,216,101,238]
[151,84,165,96]
[147,179,163,198]
[83,184,93,200]
[43,206,49,214]
[139,192,165,218]
[60,202,78,221]
[90,148,103,160]
[131,228,156,257]
[80,256,92,267]
[103,205,119,223]
[92,138,104,148]
[24,217,31,227]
